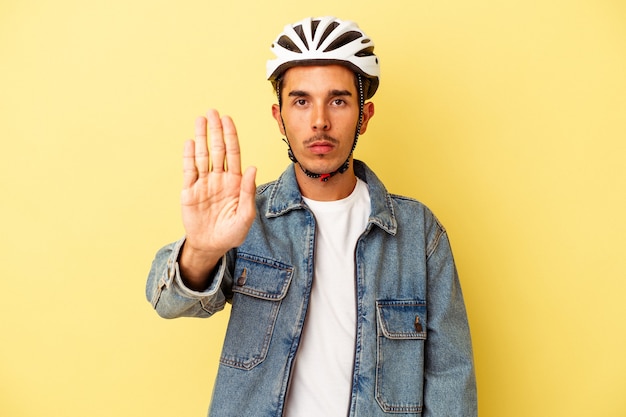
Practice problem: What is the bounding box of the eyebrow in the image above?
[288,89,353,97]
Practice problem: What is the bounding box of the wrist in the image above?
[178,240,223,291]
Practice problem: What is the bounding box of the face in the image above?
[272,65,374,177]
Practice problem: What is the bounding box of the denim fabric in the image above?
[146,160,477,416]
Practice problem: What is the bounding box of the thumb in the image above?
[238,166,257,221]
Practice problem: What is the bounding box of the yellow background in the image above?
[2,0,625,416]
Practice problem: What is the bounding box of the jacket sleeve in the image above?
[145,237,231,319]
[423,219,478,416]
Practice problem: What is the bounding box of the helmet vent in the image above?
[324,31,363,52]
[292,24,309,50]
[355,46,374,57]
[311,19,320,38]
[318,21,340,48]
[277,35,302,53]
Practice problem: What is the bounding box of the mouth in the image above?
[305,135,338,155]
[308,142,335,155]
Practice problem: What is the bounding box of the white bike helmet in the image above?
[266,16,380,99]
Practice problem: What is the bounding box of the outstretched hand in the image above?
[179,109,257,289]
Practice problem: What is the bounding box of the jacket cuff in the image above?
[170,237,227,299]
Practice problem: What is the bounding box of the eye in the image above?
[332,99,346,106]
[295,99,307,106]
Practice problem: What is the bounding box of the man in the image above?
[146,16,477,417]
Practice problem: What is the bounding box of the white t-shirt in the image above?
[283,178,371,417]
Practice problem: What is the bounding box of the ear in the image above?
[272,104,286,135]
[359,102,375,135]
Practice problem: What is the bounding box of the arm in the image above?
[423,220,478,416]
[145,109,256,318]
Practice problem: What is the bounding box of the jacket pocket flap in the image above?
[376,300,427,340]
[232,253,293,301]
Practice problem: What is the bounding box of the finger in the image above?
[221,115,242,175]
[194,116,209,177]
[206,109,225,173]
[182,139,198,189]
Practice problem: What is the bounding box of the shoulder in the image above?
[388,193,448,254]
[389,193,442,226]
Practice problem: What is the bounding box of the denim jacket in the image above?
[146,160,477,417]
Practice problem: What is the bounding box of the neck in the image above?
[295,163,357,201]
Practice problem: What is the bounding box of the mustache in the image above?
[303,134,339,146]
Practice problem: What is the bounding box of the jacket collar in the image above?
[265,160,397,235]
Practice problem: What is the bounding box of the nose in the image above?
[312,106,330,131]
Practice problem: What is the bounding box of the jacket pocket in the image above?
[375,300,427,414]
[219,253,293,370]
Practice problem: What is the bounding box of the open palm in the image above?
[179,109,256,286]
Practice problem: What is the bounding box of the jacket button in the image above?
[237,268,247,286]
[414,316,423,333]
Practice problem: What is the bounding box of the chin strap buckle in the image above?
[320,173,331,182]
